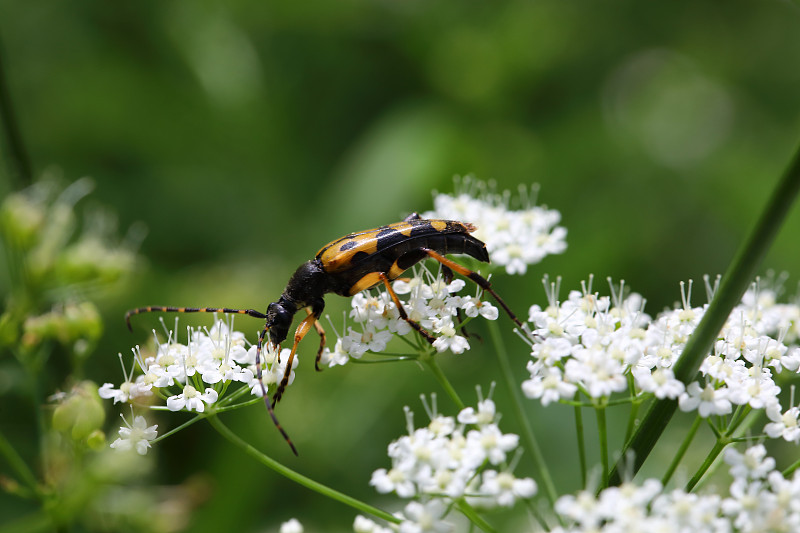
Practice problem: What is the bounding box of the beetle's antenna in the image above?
[255,323,298,456]
[125,306,268,331]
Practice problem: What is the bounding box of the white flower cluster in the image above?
[320,268,500,367]
[368,394,536,532]
[101,317,298,453]
[524,278,800,441]
[422,177,567,275]
[552,444,800,533]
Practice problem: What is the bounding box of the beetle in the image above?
[126,213,522,454]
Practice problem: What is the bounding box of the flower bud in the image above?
[0,192,46,249]
[52,381,106,441]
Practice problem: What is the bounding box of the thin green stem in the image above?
[456,499,497,533]
[207,415,400,524]
[596,405,609,489]
[661,416,702,487]
[150,413,208,444]
[0,28,32,187]
[487,320,559,507]
[784,457,800,477]
[727,405,752,434]
[609,141,800,486]
[0,429,39,495]
[423,354,465,410]
[574,402,587,488]
[686,437,730,492]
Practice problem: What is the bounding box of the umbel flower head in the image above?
[423,176,567,275]
[551,444,800,532]
[100,315,298,454]
[319,265,502,367]
[522,275,800,438]
[370,390,536,529]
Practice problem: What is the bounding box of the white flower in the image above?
[465,425,519,467]
[370,467,417,498]
[522,364,578,405]
[764,402,800,443]
[457,399,497,426]
[354,515,394,533]
[725,444,776,481]
[477,470,537,507]
[320,338,350,367]
[110,415,158,455]
[279,518,303,533]
[632,366,685,399]
[344,326,394,357]
[166,385,218,412]
[399,500,453,533]
[678,382,732,417]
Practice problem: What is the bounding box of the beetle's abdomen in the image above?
[317,219,485,273]
[316,219,490,296]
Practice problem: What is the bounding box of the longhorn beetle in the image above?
[126,213,522,454]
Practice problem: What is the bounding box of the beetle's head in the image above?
[265,301,292,346]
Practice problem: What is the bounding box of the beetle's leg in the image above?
[304,308,327,371]
[378,272,436,345]
[272,310,320,406]
[251,323,298,455]
[440,264,454,285]
[403,212,422,221]
[124,306,267,331]
[420,248,523,328]
[346,269,436,345]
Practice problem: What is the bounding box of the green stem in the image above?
[609,141,800,486]
[596,405,609,489]
[456,499,497,533]
[150,413,208,444]
[784,457,800,477]
[0,429,40,495]
[686,437,730,492]
[0,28,32,187]
[207,415,400,524]
[661,416,702,487]
[487,320,559,507]
[574,402,587,488]
[423,354,465,410]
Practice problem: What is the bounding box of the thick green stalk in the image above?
[207,415,400,524]
[609,142,800,486]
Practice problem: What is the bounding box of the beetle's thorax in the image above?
[265,259,329,346]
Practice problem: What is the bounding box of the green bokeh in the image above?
[2,0,800,531]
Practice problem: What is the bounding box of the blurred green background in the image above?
[2,0,800,531]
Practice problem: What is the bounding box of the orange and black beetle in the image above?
[126,213,521,454]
